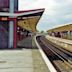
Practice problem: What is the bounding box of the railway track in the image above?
[36,36,72,72]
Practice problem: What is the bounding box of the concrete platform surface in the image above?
[18,37,33,48]
[0,49,49,72]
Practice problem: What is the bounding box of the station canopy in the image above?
[47,24,72,33]
[0,0,44,32]
[17,9,44,32]
[0,8,44,32]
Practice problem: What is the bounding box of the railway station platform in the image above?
[45,35,72,52]
[17,36,33,48]
[0,49,49,72]
[0,36,50,72]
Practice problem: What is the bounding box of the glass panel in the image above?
[0,21,9,48]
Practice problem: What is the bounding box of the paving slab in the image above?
[0,49,50,72]
[32,49,50,72]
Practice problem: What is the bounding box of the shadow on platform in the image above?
[0,36,38,50]
[17,36,38,49]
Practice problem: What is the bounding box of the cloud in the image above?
[19,0,72,31]
[64,13,72,19]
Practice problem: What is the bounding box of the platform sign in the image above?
[0,0,18,12]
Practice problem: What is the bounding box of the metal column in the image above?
[8,0,14,48]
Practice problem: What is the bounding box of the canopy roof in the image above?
[17,9,45,32]
[0,8,45,32]
[0,8,44,17]
[47,24,72,33]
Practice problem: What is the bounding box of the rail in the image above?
[36,35,72,72]
[34,35,57,72]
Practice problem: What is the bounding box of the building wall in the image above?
[0,21,9,48]
[0,0,18,12]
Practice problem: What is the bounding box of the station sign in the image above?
[1,17,7,21]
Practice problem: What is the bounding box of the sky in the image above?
[19,0,72,31]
